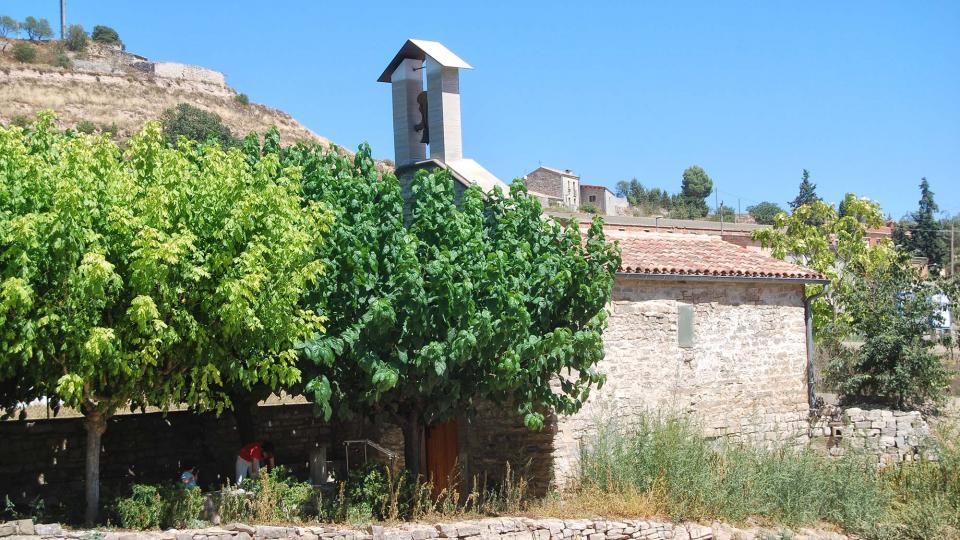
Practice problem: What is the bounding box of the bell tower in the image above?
[378,39,472,168]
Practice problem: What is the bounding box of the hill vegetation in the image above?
[0,20,328,147]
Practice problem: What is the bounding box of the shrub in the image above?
[114,484,164,530]
[54,51,71,69]
[578,203,600,215]
[12,42,37,63]
[235,93,250,105]
[160,103,238,147]
[91,25,121,46]
[113,483,204,530]
[825,257,951,409]
[76,120,97,134]
[159,484,204,529]
[9,115,31,128]
[65,24,88,52]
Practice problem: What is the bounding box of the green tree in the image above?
[90,25,121,46]
[747,201,786,225]
[0,113,330,524]
[680,165,712,218]
[753,194,893,331]
[0,15,19,38]
[896,179,948,273]
[825,256,951,408]
[160,103,238,148]
[280,142,620,478]
[65,24,88,52]
[711,203,735,222]
[22,16,53,40]
[789,169,820,211]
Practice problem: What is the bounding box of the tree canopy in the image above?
[21,16,53,40]
[824,255,950,409]
[894,178,947,273]
[789,169,820,211]
[753,194,893,331]
[91,25,122,47]
[680,165,713,218]
[267,141,620,476]
[747,201,786,225]
[0,113,330,523]
[0,15,19,38]
[160,103,238,148]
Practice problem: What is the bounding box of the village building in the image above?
[579,184,630,215]
[522,166,582,209]
[521,167,630,216]
[374,40,828,491]
[0,39,830,506]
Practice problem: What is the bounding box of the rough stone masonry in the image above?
[0,517,855,540]
[549,278,811,483]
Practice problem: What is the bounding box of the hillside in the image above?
[0,38,330,146]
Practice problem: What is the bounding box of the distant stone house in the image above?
[523,166,581,209]
[522,168,628,216]
[580,184,629,215]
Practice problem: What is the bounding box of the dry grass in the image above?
[529,484,666,519]
[0,52,328,147]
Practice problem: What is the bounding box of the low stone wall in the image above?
[809,406,932,465]
[152,62,226,86]
[0,517,853,540]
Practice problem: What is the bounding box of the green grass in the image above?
[571,414,959,539]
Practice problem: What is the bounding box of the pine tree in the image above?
[901,178,947,271]
[789,169,820,211]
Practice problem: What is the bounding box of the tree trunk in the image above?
[231,393,259,446]
[83,411,108,527]
[400,410,425,480]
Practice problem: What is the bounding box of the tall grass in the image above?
[573,414,899,536]
[878,421,960,539]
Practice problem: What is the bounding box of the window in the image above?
[589,195,596,202]
[678,305,694,348]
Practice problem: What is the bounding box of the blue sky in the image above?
[5,1,959,218]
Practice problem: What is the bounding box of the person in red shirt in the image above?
[235,440,275,484]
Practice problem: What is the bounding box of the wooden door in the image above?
[425,419,459,493]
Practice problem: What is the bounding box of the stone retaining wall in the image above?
[0,517,852,540]
[809,406,932,465]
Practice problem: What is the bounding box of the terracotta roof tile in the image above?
[611,232,826,281]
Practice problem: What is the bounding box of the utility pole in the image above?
[60,0,66,40]
[715,189,719,224]
[951,224,955,277]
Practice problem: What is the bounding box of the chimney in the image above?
[378,40,472,167]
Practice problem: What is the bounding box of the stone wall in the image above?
[523,169,579,209]
[0,517,853,540]
[522,169,563,200]
[459,403,558,496]
[552,278,810,483]
[0,404,330,512]
[809,406,932,466]
[152,62,226,86]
